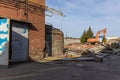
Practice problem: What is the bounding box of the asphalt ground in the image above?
[0,55,120,80]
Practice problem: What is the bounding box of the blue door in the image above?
[11,21,28,62]
[0,18,10,66]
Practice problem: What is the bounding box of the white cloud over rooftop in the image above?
[46,0,120,38]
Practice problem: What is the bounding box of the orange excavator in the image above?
[87,28,107,44]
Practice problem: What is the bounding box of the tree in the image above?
[80,29,87,43]
[80,26,94,43]
[86,26,94,38]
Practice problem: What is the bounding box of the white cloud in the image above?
[1,42,6,46]
[0,34,8,39]
[46,0,120,38]
[0,45,2,49]
[0,22,8,32]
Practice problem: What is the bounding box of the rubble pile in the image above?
[44,38,120,62]
[89,45,105,53]
[64,43,105,55]
[107,38,120,44]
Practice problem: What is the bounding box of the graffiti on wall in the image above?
[0,19,9,55]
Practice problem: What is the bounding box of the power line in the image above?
[55,0,61,11]
[55,0,64,31]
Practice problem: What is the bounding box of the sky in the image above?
[45,0,120,38]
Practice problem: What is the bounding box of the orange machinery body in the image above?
[87,28,107,43]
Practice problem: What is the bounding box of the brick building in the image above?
[0,0,45,66]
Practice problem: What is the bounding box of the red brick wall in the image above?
[0,0,45,61]
[32,0,44,4]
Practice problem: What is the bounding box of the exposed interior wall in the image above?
[0,0,45,61]
[52,29,64,56]
[45,25,64,57]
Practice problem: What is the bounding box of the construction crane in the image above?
[28,0,65,17]
[87,28,107,44]
[45,6,65,17]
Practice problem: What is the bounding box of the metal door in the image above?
[0,19,10,66]
[11,21,28,62]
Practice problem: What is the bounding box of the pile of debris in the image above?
[89,45,105,53]
[64,43,105,56]
[63,43,115,62]
[43,38,120,62]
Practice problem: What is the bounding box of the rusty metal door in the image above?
[11,21,28,62]
[0,18,10,66]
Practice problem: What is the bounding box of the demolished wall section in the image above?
[45,25,64,57]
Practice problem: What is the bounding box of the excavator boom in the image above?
[87,28,107,43]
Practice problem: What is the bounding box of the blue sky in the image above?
[46,0,120,38]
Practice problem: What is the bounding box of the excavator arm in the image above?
[87,28,107,43]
